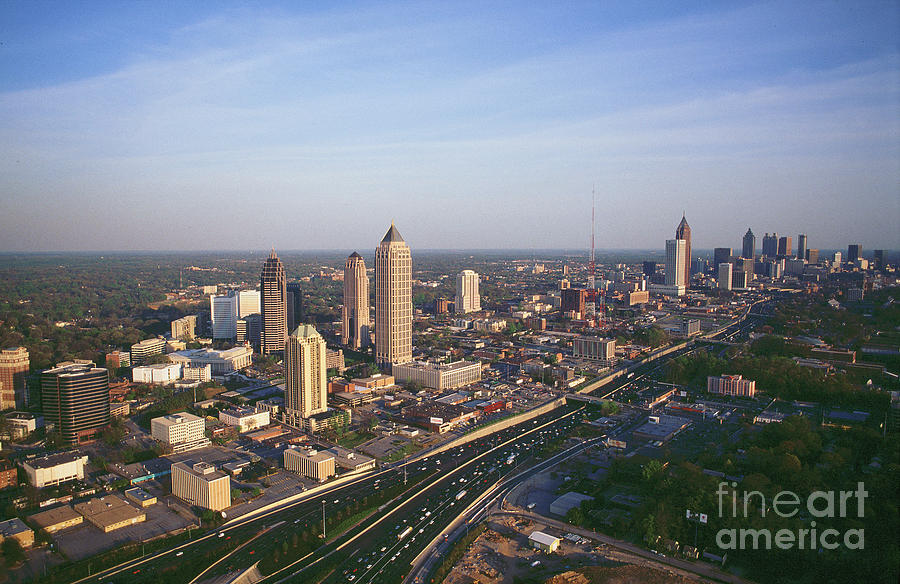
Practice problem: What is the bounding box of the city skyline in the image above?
[0,2,897,252]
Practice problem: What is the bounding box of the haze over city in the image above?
[1,1,898,251]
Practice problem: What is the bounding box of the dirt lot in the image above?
[443,519,703,584]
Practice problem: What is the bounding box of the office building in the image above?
[171,462,231,511]
[237,290,260,318]
[286,282,303,331]
[130,338,166,365]
[761,233,778,257]
[713,248,732,270]
[105,350,130,369]
[642,262,657,277]
[455,270,481,314]
[284,447,335,482]
[573,337,616,364]
[219,406,270,433]
[375,223,413,368]
[718,263,733,291]
[847,244,862,264]
[873,249,885,271]
[236,313,261,346]
[5,412,43,439]
[167,346,252,375]
[342,252,370,350]
[797,234,807,262]
[777,236,792,258]
[675,214,691,286]
[806,248,819,264]
[210,293,238,340]
[665,239,687,288]
[150,412,210,453]
[732,270,750,290]
[285,325,328,423]
[560,288,586,316]
[707,374,756,397]
[183,364,212,383]
[132,363,182,385]
[170,315,198,341]
[0,347,29,410]
[41,363,110,445]
[742,228,755,260]
[260,249,287,355]
[21,451,89,488]
[391,360,482,390]
[681,319,701,337]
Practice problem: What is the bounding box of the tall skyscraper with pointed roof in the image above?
[375,223,412,369]
[675,214,691,284]
[259,249,287,355]
[342,252,370,350]
[742,228,756,260]
[284,324,328,423]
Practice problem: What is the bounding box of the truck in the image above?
[398,526,413,540]
[506,454,516,465]
[455,490,467,501]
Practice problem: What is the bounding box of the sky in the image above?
[0,1,898,253]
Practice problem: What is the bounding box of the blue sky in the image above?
[1,1,898,252]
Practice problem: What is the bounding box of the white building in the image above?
[219,406,270,433]
[237,290,261,318]
[168,346,252,375]
[211,293,238,340]
[717,263,733,291]
[132,363,183,385]
[21,452,88,488]
[392,360,482,391]
[659,239,687,297]
[183,364,212,383]
[130,338,166,365]
[455,270,481,314]
[283,447,335,482]
[150,412,210,453]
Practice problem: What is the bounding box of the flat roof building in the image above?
[0,518,34,549]
[171,462,231,512]
[168,346,252,375]
[130,338,166,365]
[41,363,110,445]
[151,412,210,453]
[707,374,756,397]
[392,360,482,391]
[74,494,146,533]
[324,446,376,473]
[28,505,83,533]
[219,406,270,433]
[21,451,88,488]
[132,363,183,385]
[284,447,335,482]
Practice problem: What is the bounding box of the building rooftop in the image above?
[381,222,405,243]
[0,518,32,538]
[74,495,144,528]
[174,461,228,481]
[286,447,334,463]
[154,412,203,426]
[528,531,560,546]
[124,487,156,503]
[22,451,86,470]
[28,505,82,529]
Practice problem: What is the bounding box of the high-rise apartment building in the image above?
[675,215,691,287]
[665,239,687,288]
[0,347,29,410]
[260,249,287,355]
[797,234,807,262]
[777,236,793,258]
[286,282,303,331]
[713,248,732,270]
[455,270,481,314]
[742,228,755,260]
[342,252,370,350]
[284,325,328,424]
[560,288,586,316]
[41,363,110,445]
[210,293,238,340]
[237,290,261,318]
[847,244,862,264]
[375,223,412,369]
[761,233,778,257]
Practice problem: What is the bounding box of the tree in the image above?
[2,537,25,567]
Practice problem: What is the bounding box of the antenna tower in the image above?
[590,187,596,290]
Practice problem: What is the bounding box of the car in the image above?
[176,551,184,557]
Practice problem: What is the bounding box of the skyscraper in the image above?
[718,263,733,291]
[847,244,862,264]
[41,363,110,445]
[665,239,687,288]
[342,252,370,350]
[675,214,691,287]
[259,249,287,355]
[0,347,29,410]
[375,223,412,369]
[455,270,481,314]
[714,248,732,270]
[210,293,238,339]
[284,325,327,424]
[777,236,793,258]
[762,233,778,257]
[742,228,755,260]
[873,249,885,271]
[286,282,303,331]
[797,234,807,262]
[237,290,261,318]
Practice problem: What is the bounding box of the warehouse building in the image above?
[28,505,84,534]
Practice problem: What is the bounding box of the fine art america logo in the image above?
[715,482,867,550]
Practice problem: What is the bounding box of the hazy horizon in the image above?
[2,2,898,252]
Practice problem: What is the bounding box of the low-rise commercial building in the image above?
[0,518,34,548]
[401,402,478,433]
[284,447,335,482]
[529,531,560,553]
[325,447,376,473]
[171,462,231,511]
[28,505,83,533]
[707,374,756,397]
[573,337,616,364]
[124,487,157,508]
[392,360,482,391]
[132,363,183,385]
[219,406,270,433]
[5,412,44,439]
[168,347,253,375]
[74,494,146,532]
[21,452,88,488]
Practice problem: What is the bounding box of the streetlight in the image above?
[322,500,327,540]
